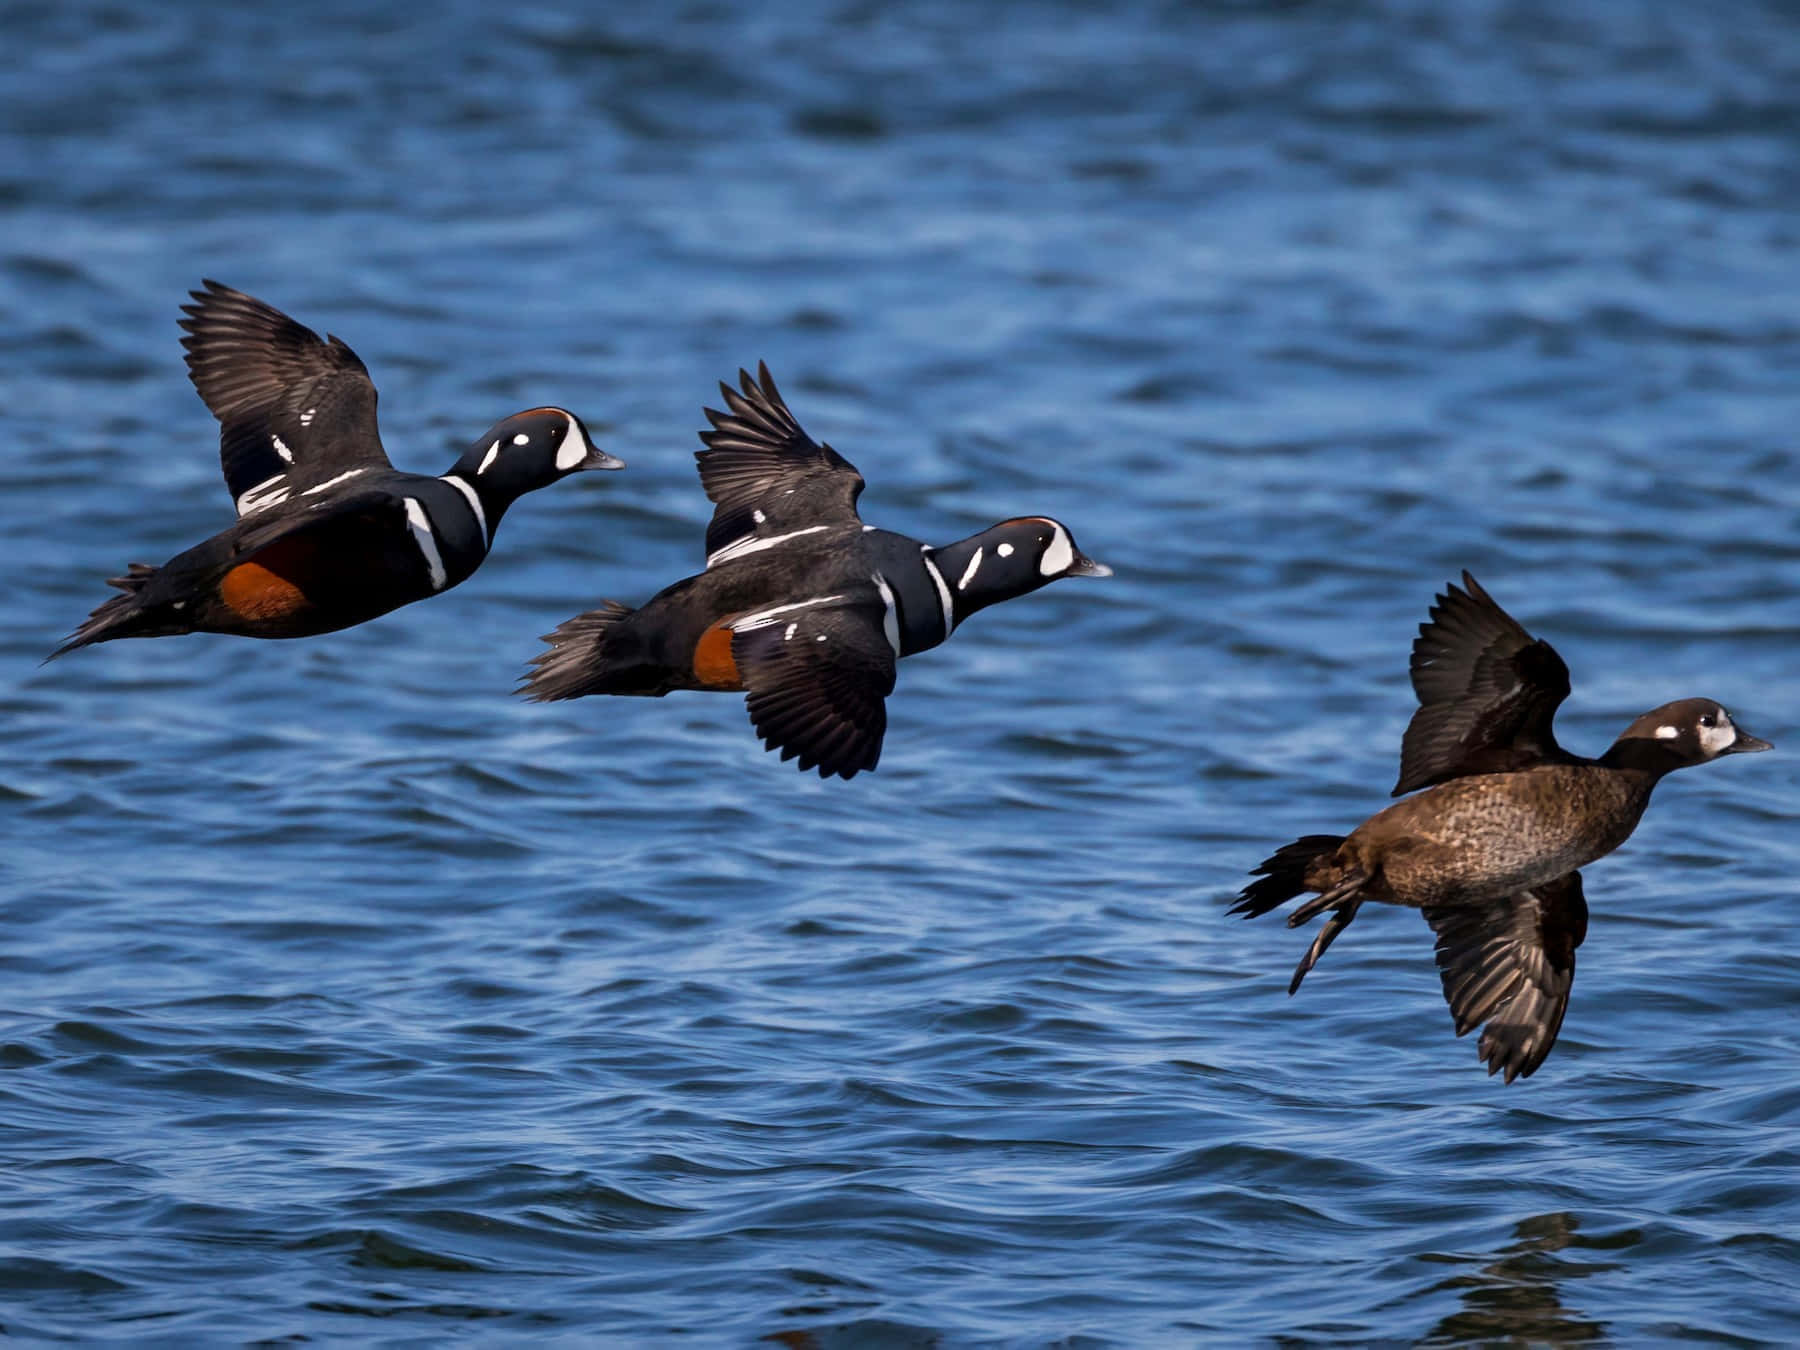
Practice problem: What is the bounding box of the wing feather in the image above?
[1395,572,1572,794]
[731,599,895,779]
[1423,872,1587,1083]
[180,280,391,513]
[696,363,864,565]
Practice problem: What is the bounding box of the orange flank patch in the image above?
[692,621,744,690]
[219,561,309,621]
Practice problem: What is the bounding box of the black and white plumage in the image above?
[1231,572,1770,1083]
[523,362,1110,779]
[53,281,621,657]
[181,279,393,517]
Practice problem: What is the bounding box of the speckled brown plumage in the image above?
[1231,572,1770,1084]
[1305,762,1655,909]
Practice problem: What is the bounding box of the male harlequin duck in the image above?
[1230,572,1770,1083]
[51,280,622,657]
[522,362,1110,779]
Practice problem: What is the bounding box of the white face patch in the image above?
[957,547,983,592]
[553,418,592,472]
[1038,524,1074,577]
[478,440,500,474]
[403,497,447,590]
[271,434,294,464]
[997,542,1014,558]
[1655,724,1680,740]
[1699,712,1738,756]
[512,432,530,446]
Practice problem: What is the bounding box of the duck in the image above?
[52,280,621,657]
[1230,572,1770,1082]
[522,362,1109,778]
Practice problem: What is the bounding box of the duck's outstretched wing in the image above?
[1423,871,1587,1084]
[1394,571,1571,795]
[696,362,865,567]
[731,596,895,780]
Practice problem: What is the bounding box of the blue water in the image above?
[4,1,1798,1341]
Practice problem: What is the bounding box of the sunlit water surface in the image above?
[3,2,1798,1342]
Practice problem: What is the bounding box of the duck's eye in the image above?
[1700,713,1716,728]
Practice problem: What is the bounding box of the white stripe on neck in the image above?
[404,497,448,590]
[439,474,489,542]
[873,573,901,656]
[921,548,955,636]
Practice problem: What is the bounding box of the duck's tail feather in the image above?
[520,600,657,700]
[47,564,169,659]
[1228,834,1347,920]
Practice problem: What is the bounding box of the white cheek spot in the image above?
[403,497,447,591]
[512,433,530,446]
[1699,718,1737,755]
[172,600,187,610]
[997,542,1014,558]
[1655,725,1679,739]
[1039,526,1073,577]
[816,634,827,642]
[957,547,983,592]
[554,420,591,471]
[271,434,294,464]
[478,440,500,474]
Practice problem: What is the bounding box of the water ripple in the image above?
[2,0,1798,1343]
